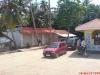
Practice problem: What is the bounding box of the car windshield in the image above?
[48,43,59,48]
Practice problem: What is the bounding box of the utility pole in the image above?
[48,0,52,42]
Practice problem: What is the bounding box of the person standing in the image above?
[76,37,81,50]
[81,38,86,53]
[81,39,86,49]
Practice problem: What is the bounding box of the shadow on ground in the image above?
[41,53,67,60]
[41,56,56,60]
[0,49,22,55]
[69,50,100,60]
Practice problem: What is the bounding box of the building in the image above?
[76,19,100,51]
[6,27,76,48]
[20,27,56,47]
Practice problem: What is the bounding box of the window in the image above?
[59,44,62,47]
[59,43,65,47]
[48,43,59,48]
[92,31,100,45]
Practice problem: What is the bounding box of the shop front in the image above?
[76,19,100,51]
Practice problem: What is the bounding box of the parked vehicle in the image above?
[43,42,67,58]
[66,37,77,50]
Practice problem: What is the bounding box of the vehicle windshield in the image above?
[48,43,59,48]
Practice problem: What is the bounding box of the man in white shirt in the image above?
[81,40,86,48]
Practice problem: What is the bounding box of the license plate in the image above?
[46,54,50,56]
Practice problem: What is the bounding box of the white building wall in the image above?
[31,33,38,46]
[7,28,22,48]
[22,33,32,47]
[7,28,59,48]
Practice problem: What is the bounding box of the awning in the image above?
[56,33,76,37]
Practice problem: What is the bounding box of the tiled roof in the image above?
[21,27,55,33]
[21,27,68,34]
[76,19,100,31]
[21,27,76,37]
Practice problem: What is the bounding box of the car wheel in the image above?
[62,49,66,54]
[55,53,59,58]
[64,50,67,54]
[43,54,47,57]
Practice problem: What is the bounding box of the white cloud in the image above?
[33,0,58,7]
[50,0,58,7]
[91,0,100,5]
[33,0,100,7]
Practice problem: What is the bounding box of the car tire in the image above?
[43,54,47,57]
[62,49,67,54]
[64,51,67,54]
[54,53,59,58]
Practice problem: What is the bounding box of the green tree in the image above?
[28,0,51,28]
[53,0,85,33]
[0,0,31,49]
[82,0,100,23]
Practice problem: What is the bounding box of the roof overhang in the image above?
[21,27,55,34]
[55,33,76,37]
[75,19,100,32]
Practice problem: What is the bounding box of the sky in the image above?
[91,0,100,5]
[35,0,100,7]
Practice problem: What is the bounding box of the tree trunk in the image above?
[0,30,17,50]
[0,32,17,49]
[68,27,70,39]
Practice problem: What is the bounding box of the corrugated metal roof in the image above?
[76,18,100,31]
[54,30,69,34]
[54,30,76,37]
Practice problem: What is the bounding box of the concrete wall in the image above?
[42,33,58,45]
[7,28,58,48]
[7,28,22,48]
[22,33,32,47]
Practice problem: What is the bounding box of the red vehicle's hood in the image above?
[44,48,57,52]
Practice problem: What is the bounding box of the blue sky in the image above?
[34,0,100,7]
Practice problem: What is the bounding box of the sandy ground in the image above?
[0,49,100,75]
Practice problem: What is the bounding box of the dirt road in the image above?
[0,49,100,75]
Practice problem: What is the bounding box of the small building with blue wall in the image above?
[76,19,100,51]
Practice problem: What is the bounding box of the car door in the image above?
[55,43,61,54]
[59,43,65,54]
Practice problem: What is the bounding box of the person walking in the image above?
[81,38,88,56]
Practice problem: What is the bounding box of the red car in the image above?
[43,42,67,58]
